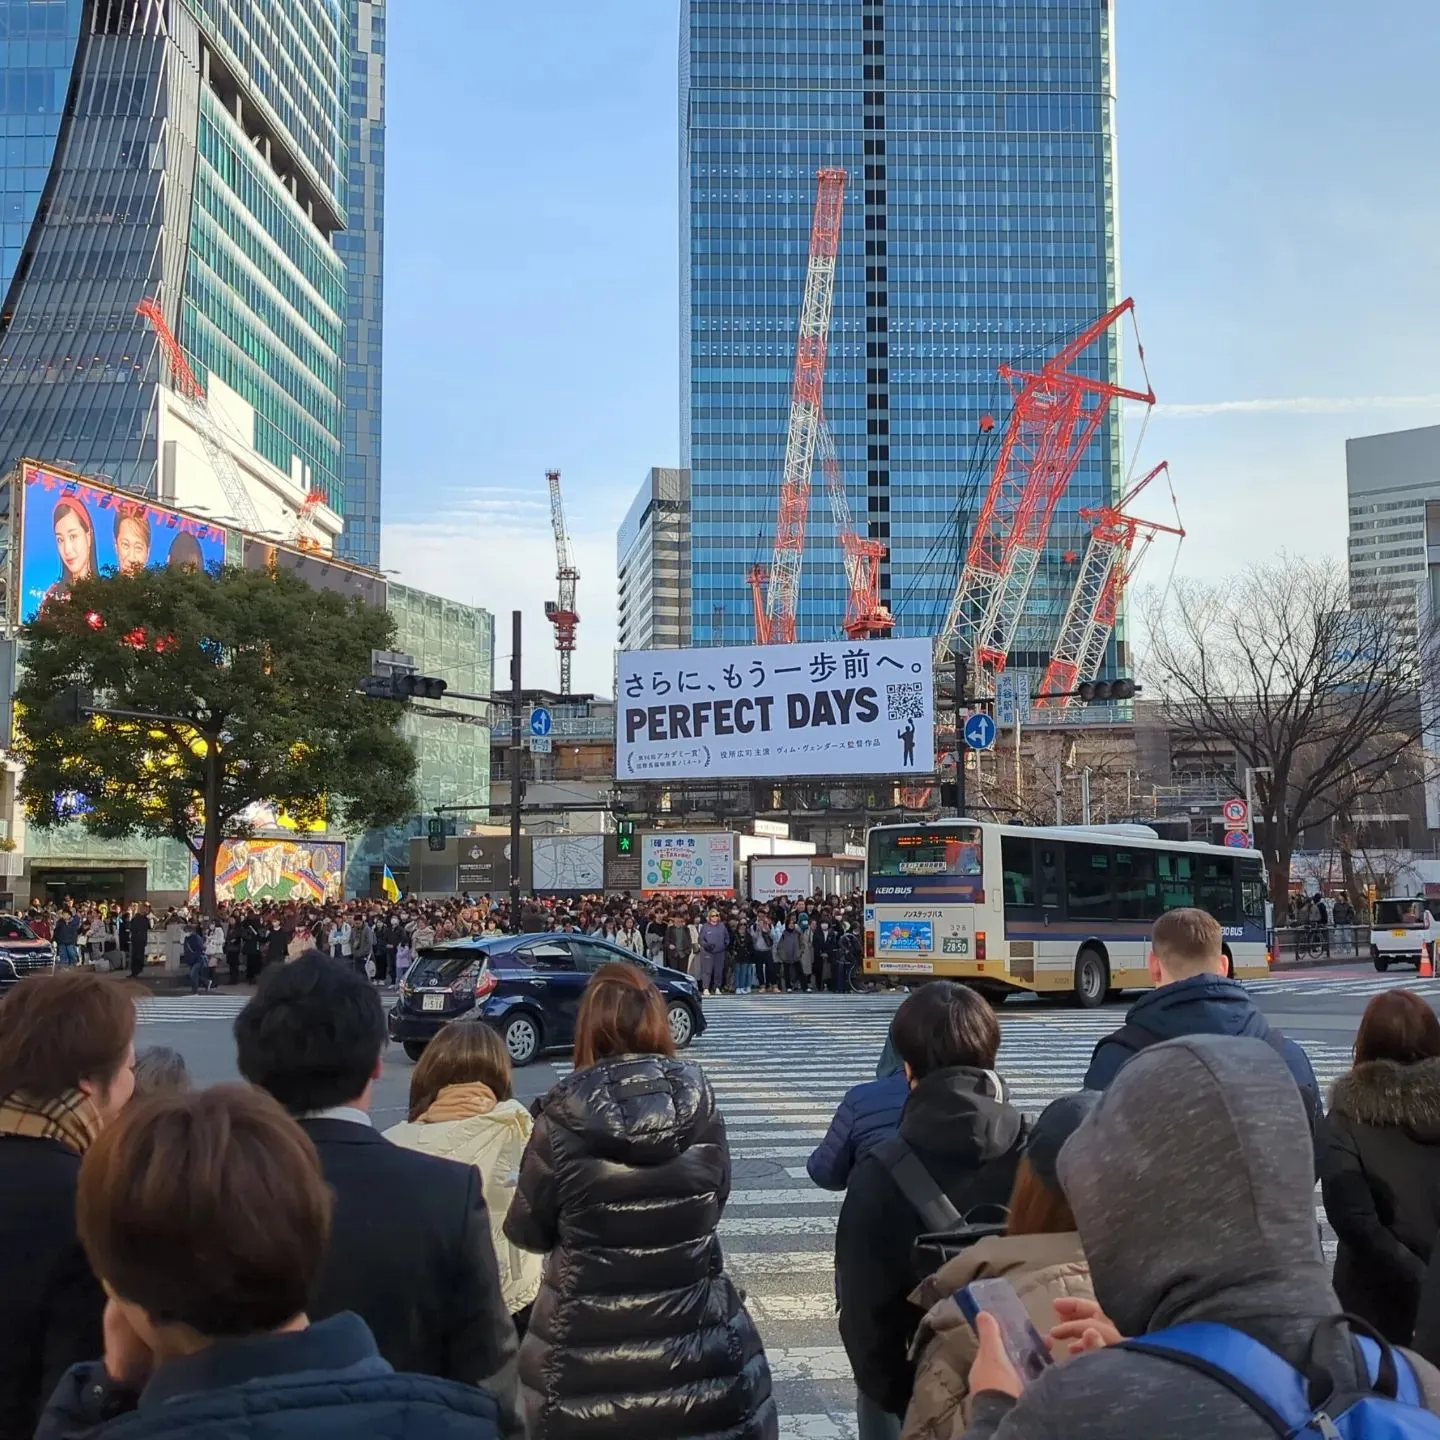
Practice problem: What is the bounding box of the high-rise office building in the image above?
[681,0,1122,668]
[0,0,348,511]
[335,0,383,567]
[617,466,692,651]
[1346,423,1440,615]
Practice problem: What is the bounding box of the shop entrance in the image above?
[33,869,136,905]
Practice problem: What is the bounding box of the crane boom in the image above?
[752,168,847,645]
[818,420,893,639]
[544,468,579,696]
[136,297,264,533]
[934,299,1156,686]
[1036,461,1184,708]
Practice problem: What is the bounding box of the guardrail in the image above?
[1269,925,1369,964]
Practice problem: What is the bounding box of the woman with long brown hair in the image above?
[504,962,775,1440]
[1321,987,1440,1343]
[900,1094,1098,1440]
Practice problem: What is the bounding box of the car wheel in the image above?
[1371,945,1388,972]
[503,1012,542,1066]
[402,1041,427,1062]
[1073,948,1108,1009]
[667,1001,695,1049]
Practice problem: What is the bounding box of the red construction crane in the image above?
[1036,461,1185,709]
[135,297,264,534]
[750,168,847,645]
[934,299,1156,686]
[818,420,894,639]
[288,486,328,553]
[543,469,578,696]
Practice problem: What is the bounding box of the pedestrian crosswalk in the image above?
[135,994,250,1024]
[689,993,1354,1436]
[1249,972,1439,998]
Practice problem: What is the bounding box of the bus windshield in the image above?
[868,826,984,879]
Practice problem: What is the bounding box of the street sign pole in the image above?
[509,610,522,919]
[956,651,967,821]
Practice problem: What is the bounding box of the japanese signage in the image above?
[21,464,227,622]
[617,637,934,781]
[641,832,735,895]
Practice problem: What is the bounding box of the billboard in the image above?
[243,538,388,610]
[641,832,735,895]
[617,637,934,781]
[532,835,605,894]
[21,464,227,621]
[189,839,346,905]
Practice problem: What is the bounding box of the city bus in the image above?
[863,820,1269,1006]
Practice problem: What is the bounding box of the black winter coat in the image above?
[504,1054,776,1440]
[835,1066,1026,1417]
[1320,1056,1440,1343]
[0,1135,105,1440]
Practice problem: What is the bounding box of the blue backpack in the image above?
[1123,1322,1440,1438]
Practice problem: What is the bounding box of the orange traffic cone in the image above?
[1421,943,1434,980]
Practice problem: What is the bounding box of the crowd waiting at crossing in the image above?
[5,907,1440,1437]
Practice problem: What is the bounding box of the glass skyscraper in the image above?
[682,0,1122,673]
[334,0,382,567]
[0,0,347,509]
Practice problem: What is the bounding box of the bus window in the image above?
[1066,844,1114,921]
[1002,836,1037,914]
[869,825,984,877]
[1157,853,1195,910]
[1114,848,1161,921]
[1238,858,1266,925]
[1198,856,1238,924]
[1037,843,1064,912]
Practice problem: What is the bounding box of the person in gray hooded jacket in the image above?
[959,1033,1440,1439]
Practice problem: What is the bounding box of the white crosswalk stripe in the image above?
[135,995,249,1025]
[1249,973,1440,997]
[687,992,1353,1428]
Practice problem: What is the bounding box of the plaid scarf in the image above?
[0,1088,103,1154]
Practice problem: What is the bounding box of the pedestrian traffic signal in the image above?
[47,685,93,727]
[1076,678,1137,703]
[359,673,448,702]
[616,818,636,855]
[427,816,446,852]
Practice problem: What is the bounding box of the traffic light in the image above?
[427,816,446,852]
[1076,678,1137,704]
[616,818,636,855]
[47,686,93,726]
[359,673,448,702]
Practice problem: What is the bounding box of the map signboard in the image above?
[531,835,605,894]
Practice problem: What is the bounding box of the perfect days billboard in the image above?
[616,636,935,781]
[21,465,227,621]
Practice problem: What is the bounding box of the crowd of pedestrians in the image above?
[10,902,1440,1436]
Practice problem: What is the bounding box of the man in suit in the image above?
[126,903,150,979]
[233,952,521,1438]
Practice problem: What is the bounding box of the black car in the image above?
[387,932,707,1065]
[0,915,55,991]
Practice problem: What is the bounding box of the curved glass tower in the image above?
[0,0,347,508]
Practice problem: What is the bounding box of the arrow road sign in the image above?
[529,706,553,738]
[963,712,997,751]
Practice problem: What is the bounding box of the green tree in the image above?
[13,565,418,914]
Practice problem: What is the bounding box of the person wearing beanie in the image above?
[901,1094,1098,1440]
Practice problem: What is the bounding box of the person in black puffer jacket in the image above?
[1321,987,1440,1344]
[504,962,776,1440]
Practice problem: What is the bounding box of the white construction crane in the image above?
[544,469,579,696]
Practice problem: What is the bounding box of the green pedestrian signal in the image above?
[616,818,635,855]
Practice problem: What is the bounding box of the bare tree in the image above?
[1142,556,1430,913]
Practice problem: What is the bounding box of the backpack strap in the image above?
[1121,1323,1311,1438]
[1355,1333,1423,1406]
[877,1136,963,1234]
[1108,1020,1163,1057]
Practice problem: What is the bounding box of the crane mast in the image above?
[1036,461,1184,709]
[544,468,579,696]
[751,168,847,645]
[934,299,1155,689]
[135,297,265,534]
[818,420,893,639]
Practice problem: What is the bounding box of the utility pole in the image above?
[509,609,523,919]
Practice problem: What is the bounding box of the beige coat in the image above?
[901,1231,1092,1440]
[385,1085,544,1314]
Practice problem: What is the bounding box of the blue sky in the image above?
[379,0,1440,694]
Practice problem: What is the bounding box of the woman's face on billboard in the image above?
[54,508,91,579]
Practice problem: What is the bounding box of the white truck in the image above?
[1370,897,1436,972]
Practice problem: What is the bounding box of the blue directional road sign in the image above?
[529,707,553,738]
[962,711,997,751]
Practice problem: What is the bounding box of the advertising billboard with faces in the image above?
[20,464,227,621]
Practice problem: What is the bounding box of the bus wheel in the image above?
[1073,948,1108,1009]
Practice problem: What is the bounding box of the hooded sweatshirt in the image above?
[961,1035,1440,1440]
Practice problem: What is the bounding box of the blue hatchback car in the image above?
[386,932,706,1066]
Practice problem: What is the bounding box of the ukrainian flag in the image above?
[381,865,400,903]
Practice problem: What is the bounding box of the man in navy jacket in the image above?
[808,1024,910,1189]
[1084,906,1321,1134]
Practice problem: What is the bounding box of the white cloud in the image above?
[382,495,617,697]
[1136,394,1440,420]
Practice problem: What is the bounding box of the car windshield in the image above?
[0,918,36,941]
[1376,900,1429,927]
[412,945,489,981]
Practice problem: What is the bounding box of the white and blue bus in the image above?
[863,820,1269,1006]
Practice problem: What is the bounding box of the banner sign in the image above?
[22,465,227,621]
[749,857,813,903]
[617,637,934,780]
[190,839,344,905]
[641,832,735,895]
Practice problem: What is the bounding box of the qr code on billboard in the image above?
[887,683,926,721]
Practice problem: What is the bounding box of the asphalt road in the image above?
[130,964,1435,1440]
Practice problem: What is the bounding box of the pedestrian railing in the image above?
[1269,925,1369,964]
